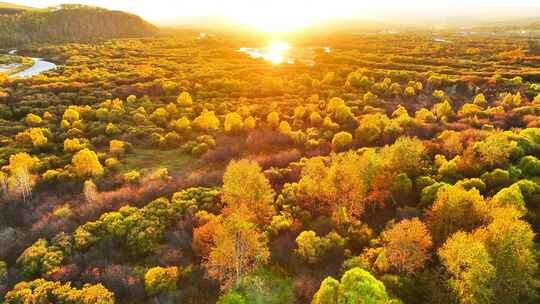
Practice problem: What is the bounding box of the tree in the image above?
[311,267,394,304]
[83,179,99,204]
[224,113,244,133]
[177,91,193,107]
[404,86,416,97]
[473,94,487,107]
[325,152,368,218]
[171,117,191,132]
[193,110,220,130]
[433,100,454,121]
[355,113,389,146]
[473,132,516,169]
[292,152,370,218]
[150,107,169,126]
[204,210,270,289]
[310,112,323,126]
[63,108,80,123]
[266,111,280,128]
[382,218,432,274]
[326,97,345,114]
[109,140,125,156]
[192,214,221,257]
[295,231,345,264]
[279,121,292,135]
[144,266,178,296]
[218,269,296,304]
[4,279,114,304]
[5,152,38,202]
[311,277,339,304]
[335,104,355,125]
[474,215,538,303]
[332,131,353,152]
[502,92,521,108]
[244,116,256,129]
[64,138,85,152]
[25,113,42,126]
[438,232,495,304]
[294,106,306,120]
[379,137,426,177]
[71,149,104,178]
[16,128,48,147]
[427,185,490,244]
[338,268,392,304]
[222,159,275,225]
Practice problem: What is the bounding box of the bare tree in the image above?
[9,168,35,203]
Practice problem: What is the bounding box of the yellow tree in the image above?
[222,159,275,225]
[474,211,538,303]
[193,110,220,131]
[224,113,244,133]
[5,153,38,202]
[62,108,80,123]
[324,152,367,218]
[63,138,85,153]
[144,266,179,296]
[25,113,42,126]
[204,209,269,289]
[71,149,104,178]
[331,131,353,152]
[266,111,280,129]
[438,232,495,304]
[427,185,490,244]
[177,91,193,107]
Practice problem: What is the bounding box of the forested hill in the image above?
[0,4,158,47]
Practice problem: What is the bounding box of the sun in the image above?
[264,41,289,64]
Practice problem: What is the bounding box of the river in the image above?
[1,50,57,78]
[10,58,57,78]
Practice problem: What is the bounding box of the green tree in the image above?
[295,231,345,264]
[312,267,395,304]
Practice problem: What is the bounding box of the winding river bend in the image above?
[1,50,57,78]
[10,58,57,78]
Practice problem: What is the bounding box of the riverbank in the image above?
[0,50,57,77]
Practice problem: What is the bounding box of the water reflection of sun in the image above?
[239,41,290,64]
[264,41,289,64]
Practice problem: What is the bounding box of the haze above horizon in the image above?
[7,0,540,32]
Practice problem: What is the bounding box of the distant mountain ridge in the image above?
[0,1,36,10]
[0,4,158,48]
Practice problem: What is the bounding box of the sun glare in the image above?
[265,41,289,64]
[238,41,290,64]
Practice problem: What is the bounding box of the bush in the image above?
[332,131,353,152]
[144,266,178,296]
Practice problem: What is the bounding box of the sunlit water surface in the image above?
[238,41,330,65]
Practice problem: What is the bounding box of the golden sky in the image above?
[10,1,540,32]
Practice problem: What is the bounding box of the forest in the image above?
[0,17,540,304]
[0,4,158,48]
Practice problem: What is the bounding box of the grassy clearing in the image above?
[123,148,201,177]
